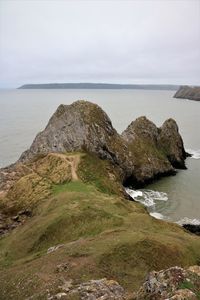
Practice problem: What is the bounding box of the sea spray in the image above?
[125,188,168,207]
[176,217,200,226]
[125,188,169,220]
[186,149,200,159]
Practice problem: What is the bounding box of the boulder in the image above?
[134,266,200,299]
[60,278,125,300]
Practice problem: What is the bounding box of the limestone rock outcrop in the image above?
[19,101,133,181]
[157,119,187,168]
[0,100,187,199]
[174,86,200,101]
[121,116,186,185]
[53,278,126,300]
[135,266,200,299]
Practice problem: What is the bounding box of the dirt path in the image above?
[69,155,80,181]
[50,153,80,181]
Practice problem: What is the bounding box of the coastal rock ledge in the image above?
[1,100,187,190]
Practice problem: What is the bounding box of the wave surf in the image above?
[187,149,200,159]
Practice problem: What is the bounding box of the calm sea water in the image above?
[0,89,200,223]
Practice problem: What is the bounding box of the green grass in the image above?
[178,274,200,299]
[52,181,94,194]
[78,152,122,195]
[0,181,126,264]
[179,281,195,290]
[0,153,200,299]
[1,181,200,292]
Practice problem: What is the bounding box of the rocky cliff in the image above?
[174,86,200,101]
[121,116,187,185]
[19,101,131,181]
[0,101,200,299]
[18,100,187,187]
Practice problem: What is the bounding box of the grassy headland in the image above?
[0,152,200,299]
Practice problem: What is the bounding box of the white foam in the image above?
[186,149,200,159]
[125,188,168,207]
[144,190,168,202]
[150,212,165,220]
[176,217,200,226]
[126,188,143,198]
[125,187,154,207]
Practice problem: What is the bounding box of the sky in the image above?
[0,0,200,88]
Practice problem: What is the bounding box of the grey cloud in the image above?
[0,0,199,88]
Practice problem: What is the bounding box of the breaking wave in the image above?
[125,188,168,207]
[126,188,200,225]
[187,149,200,159]
[176,217,200,226]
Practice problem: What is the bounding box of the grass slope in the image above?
[0,152,200,299]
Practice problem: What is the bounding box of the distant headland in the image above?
[174,86,200,101]
[18,83,179,90]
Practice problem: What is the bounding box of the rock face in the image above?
[183,224,200,236]
[19,101,122,162]
[121,116,186,185]
[135,266,200,299]
[19,101,132,181]
[174,86,200,101]
[157,118,187,169]
[53,278,126,300]
[0,100,187,210]
[17,100,187,187]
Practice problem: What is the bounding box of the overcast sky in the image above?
[0,0,199,88]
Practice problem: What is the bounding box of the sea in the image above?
[0,89,200,225]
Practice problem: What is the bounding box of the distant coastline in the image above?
[18,83,179,90]
[174,86,200,101]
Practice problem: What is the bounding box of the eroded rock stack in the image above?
[18,100,187,186]
[122,116,187,185]
[0,100,188,218]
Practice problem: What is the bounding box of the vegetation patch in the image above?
[78,152,122,195]
[98,238,184,289]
